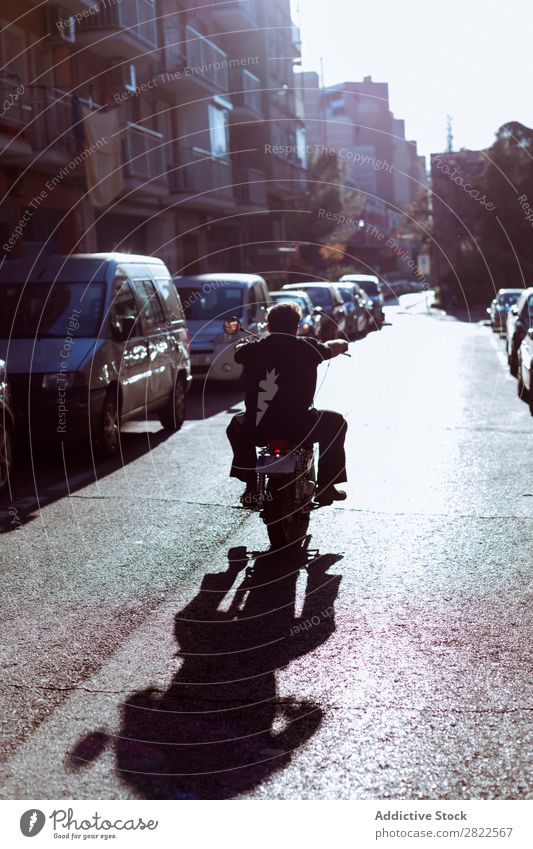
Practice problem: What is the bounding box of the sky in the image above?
[291,0,533,162]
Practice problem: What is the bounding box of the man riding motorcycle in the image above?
[226,301,349,507]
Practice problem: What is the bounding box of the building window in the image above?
[296,127,307,168]
[208,104,229,157]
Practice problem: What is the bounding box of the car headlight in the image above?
[41,373,77,391]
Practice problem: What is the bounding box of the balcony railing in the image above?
[78,0,158,48]
[25,87,83,153]
[234,168,267,207]
[185,25,229,91]
[211,0,260,27]
[123,123,166,184]
[171,146,234,203]
[0,74,26,129]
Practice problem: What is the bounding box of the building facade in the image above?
[0,0,306,276]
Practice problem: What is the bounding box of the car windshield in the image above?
[177,286,244,321]
[300,287,331,306]
[357,280,379,295]
[0,281,105,339]
[498,292,521,305]
[272,294,308,311]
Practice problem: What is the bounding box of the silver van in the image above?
[173,274,271,381]
[0,253,191,457]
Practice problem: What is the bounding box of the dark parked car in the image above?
[338,285,367,340]
[0,254,192,457]
[487,288,523,335]
[506,288,533,377]
[269,291,322,338]
[281,282,346,340]
[339,274,385,326]
[0,359,14,495]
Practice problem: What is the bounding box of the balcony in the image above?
[122,122,167,199]
[230,69,263,119]
[77,0,158,59]
[170,147,235,210]
[184,26,229,93]
[269,155,307,196]
[0,74,32,164]
[234,168,267,208]
[210,0,260,29]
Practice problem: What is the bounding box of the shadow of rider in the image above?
[70,544,343,799]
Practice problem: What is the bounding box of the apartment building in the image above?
[0,0,306,275]
[298,70,426,273]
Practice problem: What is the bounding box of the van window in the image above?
[154,277,185,323]
[131,279,166,329]
[249,283,268,320]
[0,281,105,338]
[110,279,142,338]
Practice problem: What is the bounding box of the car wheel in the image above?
[96,388,121,458]
[517,368,529,401]
[159,375,186,431]
[0,420,13,495]
[509,347,518,378]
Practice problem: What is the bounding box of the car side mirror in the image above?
[223,317,241,335]
[511,305,518,316]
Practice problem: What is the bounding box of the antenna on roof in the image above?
[446,115,454,152]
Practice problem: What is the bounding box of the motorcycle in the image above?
[224,316,344,548]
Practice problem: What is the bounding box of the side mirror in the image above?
[511,305,518,316]
[223,317,241,335]
[528,328,533,340]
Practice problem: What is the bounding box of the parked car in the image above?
[487,288,523,334]
[0,359,14,495]
[506,288,533,377]
[0,253,192,457]
[269,291,322,338]
[517,327,533,414]
[337,284,368,340]
[174,274,271,380]
[339,274,385,326]
[281,282,346,341]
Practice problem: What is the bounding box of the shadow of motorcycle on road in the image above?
[71,543,343,799]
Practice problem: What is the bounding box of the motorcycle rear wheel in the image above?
[263,479,310,549]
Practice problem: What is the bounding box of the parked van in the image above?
[0,254,191,457]
[173,274,271,380]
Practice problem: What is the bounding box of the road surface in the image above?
[0,294,531,799]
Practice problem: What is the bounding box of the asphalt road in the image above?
[0,294,531,800]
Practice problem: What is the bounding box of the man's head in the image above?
[267,301,301,335]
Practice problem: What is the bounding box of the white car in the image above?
[174,274,271,381]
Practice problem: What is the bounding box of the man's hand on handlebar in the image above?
[325,339,349,357]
